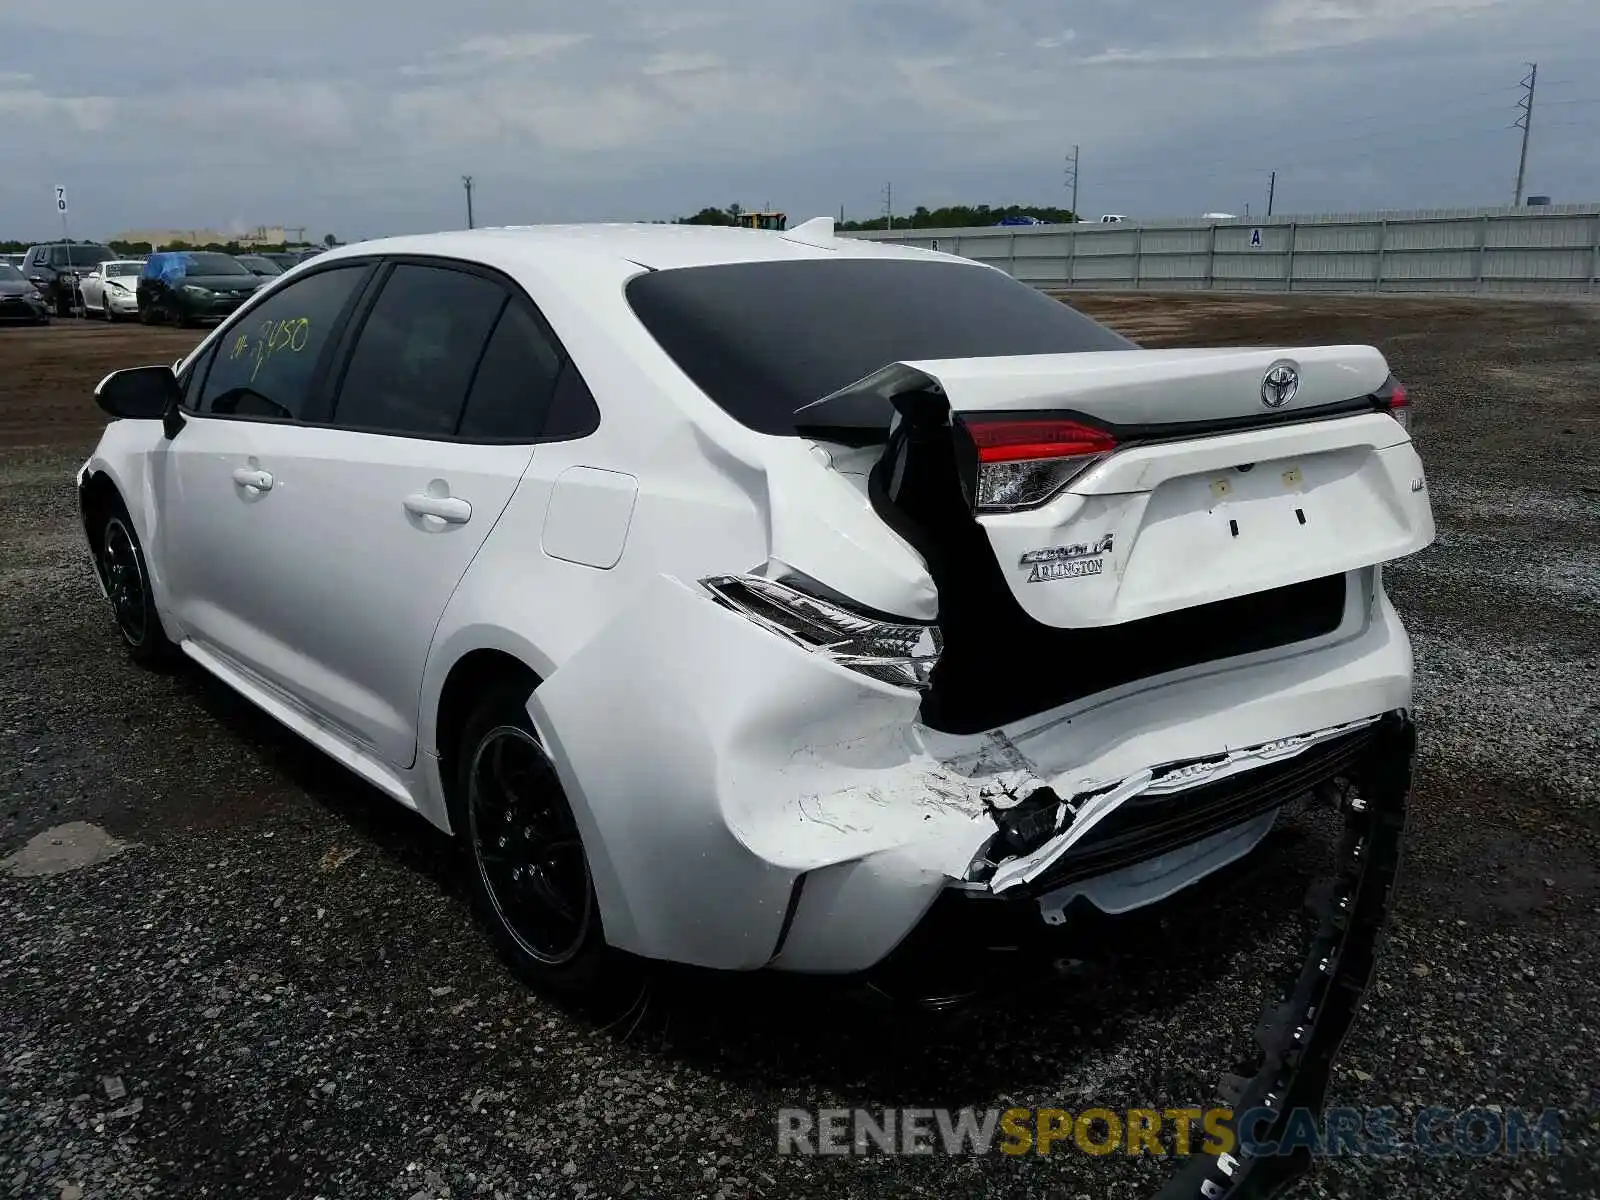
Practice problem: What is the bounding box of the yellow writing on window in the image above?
[227,316,312,382]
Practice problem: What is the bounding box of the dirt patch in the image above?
[0,324,201,450]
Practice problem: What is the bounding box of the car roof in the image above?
[303,221,964,274]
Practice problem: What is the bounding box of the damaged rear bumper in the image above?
[528,569,1413,976]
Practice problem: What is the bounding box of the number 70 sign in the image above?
[54,186,68,214]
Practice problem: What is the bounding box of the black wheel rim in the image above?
[101,517,147,646]
[467,725,592,965]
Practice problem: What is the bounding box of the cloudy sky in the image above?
[2,0,1597,242]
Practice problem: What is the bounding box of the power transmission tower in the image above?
[1267,171,1277,217]
[1513,63,1537,206]
[462,175,475,229]
[883,182,893,231]
[1065,144,1080,221]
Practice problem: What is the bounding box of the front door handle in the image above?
[404,493,472,524]
[232,468,273,492]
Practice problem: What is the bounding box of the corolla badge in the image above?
[1020,533,1114,583]
[1260,360,1300,409]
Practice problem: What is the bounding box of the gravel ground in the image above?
[2,297,1597,1199]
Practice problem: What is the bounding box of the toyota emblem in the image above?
[1261,361,1300,409]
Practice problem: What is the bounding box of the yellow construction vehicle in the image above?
[734,211,787,232]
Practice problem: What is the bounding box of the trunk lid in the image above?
[796,346,1392,430]
[799,346,1434,632]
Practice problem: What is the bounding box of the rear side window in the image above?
[332,264,507,437]
[455,301,565,441]
[197,265,369,420]
[625,258,1134,435]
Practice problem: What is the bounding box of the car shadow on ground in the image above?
[162,650,1345,1106]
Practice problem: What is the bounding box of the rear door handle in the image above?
[404,493,472,524]
[232,468,273,492]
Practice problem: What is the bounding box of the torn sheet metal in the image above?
[985,715,1381,894]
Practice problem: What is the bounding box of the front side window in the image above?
[331,264,508,437]
[196,265,369,420]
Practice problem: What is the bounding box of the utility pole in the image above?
[883,182,893,232]
[1513,63,1537,206]
[1267,171,1277,217]
[1065,144,1080,221]
[462,175,475,229]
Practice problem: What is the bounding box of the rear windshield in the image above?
[624,258,1134,435]
[0,264,23,282]
[66,245,114,265]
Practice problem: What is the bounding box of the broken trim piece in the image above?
[982,716,1382,894]
[1152,711,1412,1199]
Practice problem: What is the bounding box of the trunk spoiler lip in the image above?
[793,348,1393,438]
[796,392,1397,449]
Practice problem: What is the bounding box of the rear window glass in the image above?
[65,245,113,265]
[624,258,1134,435]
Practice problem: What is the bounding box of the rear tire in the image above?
[449,682,611,997]
[92,496,178,667]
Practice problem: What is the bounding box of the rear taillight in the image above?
[1376,376,1410,434]
[959,417,1118,512]
[700,573,942,691]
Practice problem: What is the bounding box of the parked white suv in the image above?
[79,222,1433,1009]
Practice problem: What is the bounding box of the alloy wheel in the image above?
[466,725,593,965]
[100,517,148,646]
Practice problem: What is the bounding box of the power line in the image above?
[1513,63,1537,205]
[1090,125,1515,188]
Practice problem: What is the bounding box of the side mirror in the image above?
[95,365,183,424]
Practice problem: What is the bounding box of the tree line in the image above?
[674,203,1080,229]
[0,234,340,254]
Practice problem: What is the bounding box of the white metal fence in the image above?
[845,203,1600,295]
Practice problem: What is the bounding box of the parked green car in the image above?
[136,252,263,326]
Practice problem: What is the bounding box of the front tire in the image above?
[450,683,610,996]
[93,498,178,667]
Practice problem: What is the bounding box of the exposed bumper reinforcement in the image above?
[1153,711,1411,1200]
[865,711,1413,1200]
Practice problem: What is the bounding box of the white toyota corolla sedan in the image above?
[78,220,1435,998]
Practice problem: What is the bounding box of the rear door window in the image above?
[195,265,370,420]
[331,263,508,438]
[454,301,566,441]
